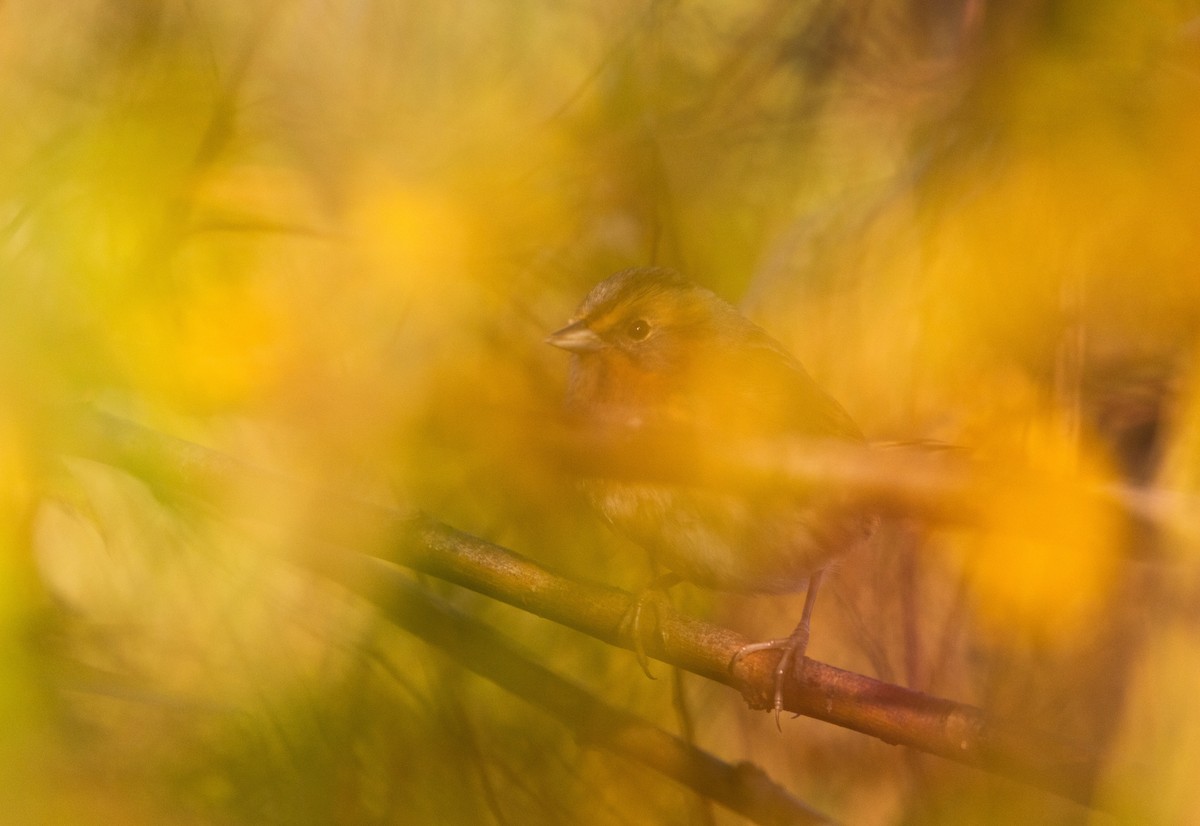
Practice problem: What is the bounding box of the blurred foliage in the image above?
[4,0,1200,823]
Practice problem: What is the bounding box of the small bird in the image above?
[547,267,875,719]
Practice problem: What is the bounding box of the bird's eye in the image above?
[625,318,651,341]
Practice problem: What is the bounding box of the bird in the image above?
[546,266,875,720]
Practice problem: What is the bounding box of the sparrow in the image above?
[547,267,875,719]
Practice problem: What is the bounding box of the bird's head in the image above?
[546,267,738,376]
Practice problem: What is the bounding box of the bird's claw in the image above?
[729,625,811,729]
[619,590,665,679]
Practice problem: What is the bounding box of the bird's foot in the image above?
[729,624,811,730]
[618,573,681,678]
[618,588,669,678]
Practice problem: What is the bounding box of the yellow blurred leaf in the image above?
[959,414,1122,644]
[116,275,289,411]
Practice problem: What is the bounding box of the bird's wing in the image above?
[701,335,864,442]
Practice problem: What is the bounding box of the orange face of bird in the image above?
[547,269,717,425]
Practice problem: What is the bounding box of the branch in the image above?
[345,515,1100,807]
[70,410,1101,807]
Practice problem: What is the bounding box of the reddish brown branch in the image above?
[378,514,1099,806]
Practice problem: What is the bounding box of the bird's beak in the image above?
[545,320,604,353]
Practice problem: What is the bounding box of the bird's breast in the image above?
[582,478,867,594]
